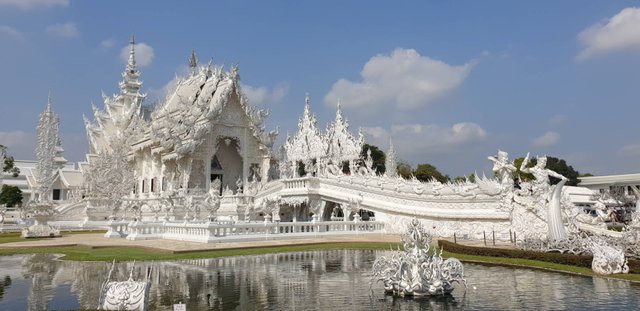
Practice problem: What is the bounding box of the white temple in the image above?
[6,37,640,269]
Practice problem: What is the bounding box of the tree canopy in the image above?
[414,163,449,183]
[1,145,20,178]
[396,160,413,179]
[0,185,22,207]
[360,143,386,174]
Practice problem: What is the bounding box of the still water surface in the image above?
[0,250,639,310]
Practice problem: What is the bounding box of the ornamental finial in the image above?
[46,91,52,113]
[127,34,136,70]
[188,48,198,69]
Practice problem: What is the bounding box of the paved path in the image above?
[0,232,516,253]
[0,233,402,253]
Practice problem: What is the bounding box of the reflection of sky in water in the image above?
[0,251,639,310]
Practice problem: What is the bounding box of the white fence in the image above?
[105,220,385,243]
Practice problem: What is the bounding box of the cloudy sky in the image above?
[0,1,639,177]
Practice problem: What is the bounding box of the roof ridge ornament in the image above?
[188,48,198,71]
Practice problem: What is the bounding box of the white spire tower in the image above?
[36,94,65,201]
[385,137,397,178]
[85,35,147,154]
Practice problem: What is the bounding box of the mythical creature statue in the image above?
[518,154,569,241]
[371,219,466,296]
[584,236,629,275]
[204,179,221,221]
[487,150,516,189]
[520,154,568,203]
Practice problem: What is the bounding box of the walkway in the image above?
[0,232,402,253]
[0,232,516,253]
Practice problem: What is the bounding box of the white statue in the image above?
[520,154,567,201]
[520,154,568,241]
[488,150,516,188]
[204,180,221,221]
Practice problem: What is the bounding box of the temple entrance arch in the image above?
[210,137,243,193]
[210,155,223,194]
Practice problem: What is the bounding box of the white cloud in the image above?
[99,39,115,49]
[577,7,640,60]
[0,25,24,42]
[362,122,487,156]
[532,131,560,147]
[619,144,640,157]
[120,43,154,67]
[46,22,79,38]
[241,82,289,106]
[0,0,68,10]
[548,114,567,126]
[324,48,474,113]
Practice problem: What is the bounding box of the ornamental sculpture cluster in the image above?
[371,219,466,296]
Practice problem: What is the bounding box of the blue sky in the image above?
[1,1,639,177]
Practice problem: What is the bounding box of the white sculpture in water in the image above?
[99,260,151,311]
[371,219,466,296]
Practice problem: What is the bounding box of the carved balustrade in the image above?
[116,220,385,243]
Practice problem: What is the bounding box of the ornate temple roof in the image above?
[284,96,327,162]
[85,39,274,161]
[325,101,364,163]
[148,55,271,159]
[84,35,146,154]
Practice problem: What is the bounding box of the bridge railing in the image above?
[119,220,385,243]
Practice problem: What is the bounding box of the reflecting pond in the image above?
[1,250,640,310]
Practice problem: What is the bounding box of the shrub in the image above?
[438,240,640,274]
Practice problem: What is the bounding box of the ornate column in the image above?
[242,127,249,189]
[261,156,270,183]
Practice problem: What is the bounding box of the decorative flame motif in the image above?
[99,260,151,311]
[371,219,466,296]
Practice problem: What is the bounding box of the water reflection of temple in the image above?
[7,251,640,310]
[11,250,378,310]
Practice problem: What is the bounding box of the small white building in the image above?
[578,173,640,195]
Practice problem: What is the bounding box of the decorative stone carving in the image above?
[99,260,151,311]
[371,219,466,296]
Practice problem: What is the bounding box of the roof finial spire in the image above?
[188,48,198,69]
[127,33,136,71]
[47,90,52,112]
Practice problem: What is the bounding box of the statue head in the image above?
[537,156,547,168]
[497,150,508,161]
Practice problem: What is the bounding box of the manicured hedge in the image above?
[438,240,640,274]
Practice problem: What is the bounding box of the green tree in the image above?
[1,145,20,177]
[453,173,476,183]
[545,156,580,186]
[0,185,22,207]
[414,163,449,183]
[396,160,413,179]
[360,144,386,174]
[513,157,536,182]
[579,173,594,177]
